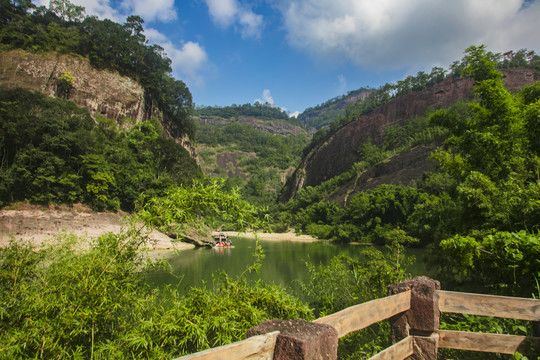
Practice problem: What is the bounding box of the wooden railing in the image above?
[437,290,540,355]
[175,277,540,360]
[314,291,414,360]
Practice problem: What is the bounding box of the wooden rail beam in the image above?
[368,336,414,360]
[437,290,540,321]
[314,290,411,338]
[439,330,540,355]
[173,331,279,360]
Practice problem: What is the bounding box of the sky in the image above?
[34,0,540,116]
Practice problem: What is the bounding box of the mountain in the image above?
[298,88,374,129]
[281,67,539,204]
[192,112,310,205]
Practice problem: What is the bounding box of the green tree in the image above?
[430,45,540,231]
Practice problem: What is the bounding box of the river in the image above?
[147,236,431,298]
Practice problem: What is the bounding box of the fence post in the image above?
[388,276,441,360]
[246,319,338,360]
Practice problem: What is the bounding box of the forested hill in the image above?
[298,87,373,129]
[0,0,194,140]
[0,1,203,211]
[192,106,310,206]
[195,103,303,127]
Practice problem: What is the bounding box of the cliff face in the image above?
[281,68,538,202]
[0,50,155,121]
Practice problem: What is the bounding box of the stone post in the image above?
[388,276,441,360]
[245,319,338,360]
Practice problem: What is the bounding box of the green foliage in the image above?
[196,121,308,206]
[137,178,265,235]
[431,231,540,297]
[430,46,540,232]
[0,88,202,210]
[57,69,76,97]
[49,0,85,22]
[0,229,312,359]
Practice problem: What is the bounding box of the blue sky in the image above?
[35,0,540,115]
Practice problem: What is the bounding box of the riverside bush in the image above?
[0,229,312,359]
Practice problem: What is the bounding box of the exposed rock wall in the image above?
[0,49,155,121]
[281,68,539,201]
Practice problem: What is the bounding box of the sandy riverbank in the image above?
[0,204,195,250]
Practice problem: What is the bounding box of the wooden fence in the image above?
[175,276,540,360]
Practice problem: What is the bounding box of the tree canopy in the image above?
[0,88,202,211]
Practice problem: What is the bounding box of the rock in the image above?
[165,225,214,247]
[0,49,151,122]
[246,319,338,360]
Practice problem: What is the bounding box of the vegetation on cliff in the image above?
[300,48,540,151]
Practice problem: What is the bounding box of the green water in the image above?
[147,237,431,296]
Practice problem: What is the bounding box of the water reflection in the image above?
[212,246,232,256]
[147,237,430,296]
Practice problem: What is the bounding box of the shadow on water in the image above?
[147,237,432,297]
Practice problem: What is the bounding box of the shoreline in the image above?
[216,231,318,242]
[0,205,317,249]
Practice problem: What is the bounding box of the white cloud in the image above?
[238,9,264,39]
[35,0,177,23]
[338,75,347,94]
[146,29,209,87]
[120,0,177,22]
[204,0,264,39]
[255,89,275,105]
[255,89,299,117]
[205,0,238,27]
[289,111,301,118]
[277,0,540,70]
[162,42,209,87]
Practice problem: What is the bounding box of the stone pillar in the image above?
[245,319,338,360]
[388,276,441,360]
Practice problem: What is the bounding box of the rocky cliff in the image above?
[0,49,153,121]
[0,49,199,161]
[281,68,539,202]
